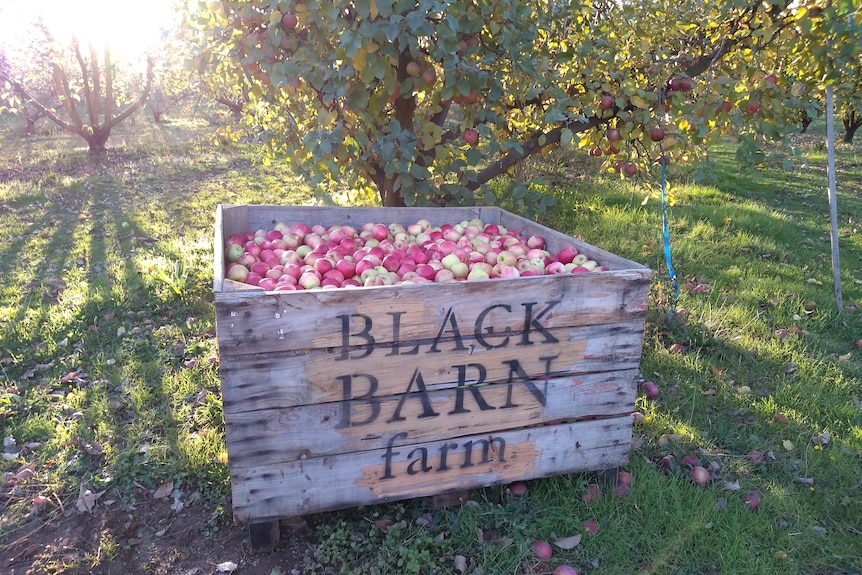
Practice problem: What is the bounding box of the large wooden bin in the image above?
[213,204,652,531]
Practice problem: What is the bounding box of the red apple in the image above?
[463,128,479,145]
[649,127,665,142]
[744,101,760,115]
[282,13,298,29]
[532,540,553,561]
[606,128,621,142]
[599,95,615,110]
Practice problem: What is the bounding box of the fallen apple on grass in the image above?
[532,540,553,560]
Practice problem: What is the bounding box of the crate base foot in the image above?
[249,520,280,551]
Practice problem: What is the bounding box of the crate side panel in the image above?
[230,416,633,522]
[215,271,650,356]
[219,321,645,413]
[224,368,637,464]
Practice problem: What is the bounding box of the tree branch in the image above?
[466,115,603,191]
[72,40,98,126]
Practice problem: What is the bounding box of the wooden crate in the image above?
[213,204,652,533]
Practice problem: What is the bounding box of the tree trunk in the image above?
[87,127,110,156]
[799,111,812,134]
[842,110,861,143]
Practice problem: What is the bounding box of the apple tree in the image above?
[0,24,154,155]
[190,0,861,209]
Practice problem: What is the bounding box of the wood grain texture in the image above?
[224,368,638,464]
[215,271,650,356]
[218,320,645,413]
[230,415,634,522]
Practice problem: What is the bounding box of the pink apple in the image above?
[434,269,456,282]
[258,277,276,291]
[546,261,566,274]
[335,259,356,278]
[298,272,321,290]
[226,263,249,282]
[526,235,545,249]
[415,264,437,280]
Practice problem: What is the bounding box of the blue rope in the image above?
[659,143,680,314]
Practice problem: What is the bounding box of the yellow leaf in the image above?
[370,0,378,19]
[782,440,794,451]
[630,94,650,109]
[352,49,367,71]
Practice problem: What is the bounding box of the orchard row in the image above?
[224,219,605,291]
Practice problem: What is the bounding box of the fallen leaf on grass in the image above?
[216,561,238,572]
[782,440,794,451]
[796,477,814,487]
[76,484,104,513]
[153,481,174,499]
[812,431,830,447]
[454,555,467,573]
[553,534,582,550]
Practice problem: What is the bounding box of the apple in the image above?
[623,163,638,177]
[642,381,659,399]
[599,95,614,110]
[744,101,760,115]
[226,263,249,282]
[555,245,578,264]
[463,128,479,145]
[532,540,553,561]
[649,127,665,142]
[226,243,245,262]
[422,67,437,87]
[553,567,578,575]
[405,61,422,77]
[764,74,777,86]
[282,12,298,29]
[606,128,621,142]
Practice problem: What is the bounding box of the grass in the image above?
[0,116,860,574]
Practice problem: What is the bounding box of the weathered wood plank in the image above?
[215,271,650,356]
[224,368,637,465]
[229,415,633,522]
[219,321,645,413]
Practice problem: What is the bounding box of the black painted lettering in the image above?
[335,374,380,428]
[461,437,506,467]
[388,369,439,422]
[500,357,554,408]
[386,311,420,356]
[407,447,432,475]
[518,301,561,346]
[427,307,468,353]
[448,363,495,415]
[437,442,458,471]
[474,304,512,349]
[336,313,375,360]
[381,432,408,479]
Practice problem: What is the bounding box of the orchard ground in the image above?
[0,117,861,575]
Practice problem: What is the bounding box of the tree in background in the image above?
[0,24,154,155]
[0,21,62,135]
[838,61,862,143]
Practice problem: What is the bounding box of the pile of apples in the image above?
[224,218,606,291]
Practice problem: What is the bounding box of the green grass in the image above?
[0,117,860,574]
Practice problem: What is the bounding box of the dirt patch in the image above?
[1,496,316,575]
